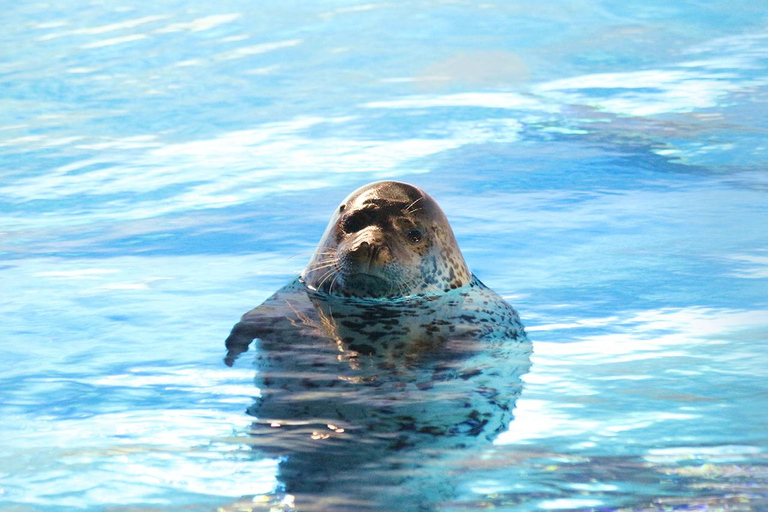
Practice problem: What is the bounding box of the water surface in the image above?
[1,1,767,511]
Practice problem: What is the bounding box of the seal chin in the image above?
[341,272,398,298]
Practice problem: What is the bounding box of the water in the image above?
[1,1,767,510]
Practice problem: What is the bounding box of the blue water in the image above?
[1,1,767,510]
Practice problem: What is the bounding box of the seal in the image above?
[224,181,530,511]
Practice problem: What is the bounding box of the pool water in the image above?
[1,1,767,511]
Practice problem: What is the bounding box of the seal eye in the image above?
[406,228,424,244]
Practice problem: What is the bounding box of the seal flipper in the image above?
[224,322,263,366]
[223,277,311,366]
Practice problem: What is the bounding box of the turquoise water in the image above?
[1,1,767,511]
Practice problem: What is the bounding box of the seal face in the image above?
[301,181,471,298]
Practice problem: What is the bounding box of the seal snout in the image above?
[350,239,392,268]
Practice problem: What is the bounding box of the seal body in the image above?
[224,181,530,511]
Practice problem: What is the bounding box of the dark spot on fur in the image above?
[301,378,319,389]
[460,368,483,380]
[391,436,416,451]
[347,343,377,355]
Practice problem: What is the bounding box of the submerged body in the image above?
[225,181,530,510]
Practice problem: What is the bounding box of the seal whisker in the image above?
[286,251,319,261]
[316,267,338,291]
[329,272,340,296]
[303,252,338,264]
[308,256,338,263]
[305,255,340,268]
[306,260,340,273]
[399,277,417,297]
[308,253,338,262]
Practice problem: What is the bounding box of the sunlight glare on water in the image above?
[1,1,767,511]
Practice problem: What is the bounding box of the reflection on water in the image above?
[1,0,767,511]
[222,279,531,511]
[448,306,768,511]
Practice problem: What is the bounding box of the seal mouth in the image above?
[345,272,389,285]
[342,272,397,298]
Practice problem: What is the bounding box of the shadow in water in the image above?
[224,276,531,511]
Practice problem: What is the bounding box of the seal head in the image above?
[301,181,471,298]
